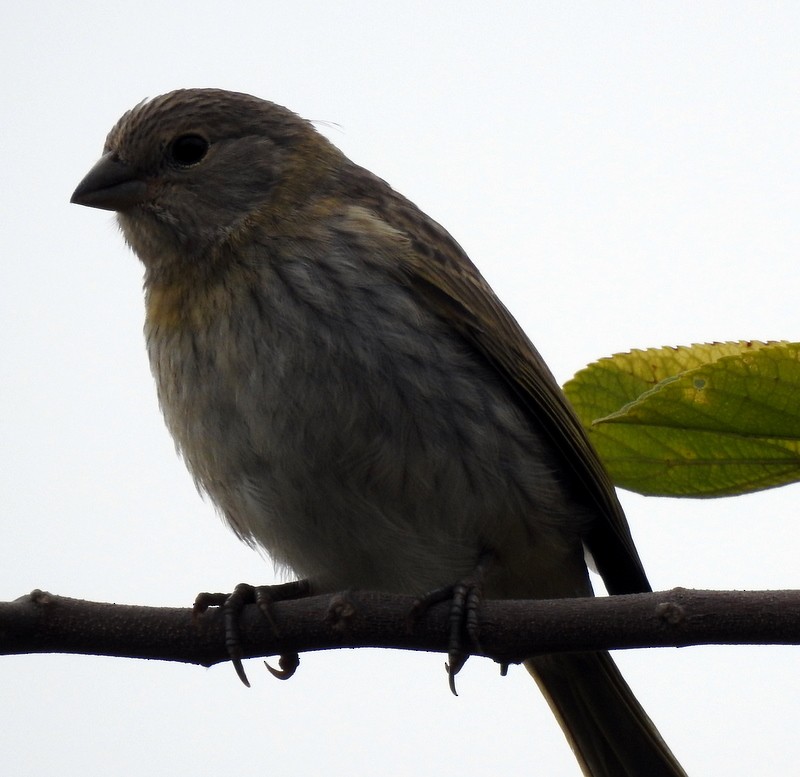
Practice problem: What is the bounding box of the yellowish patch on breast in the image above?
[145,282,189,330]
[146,277,236,332]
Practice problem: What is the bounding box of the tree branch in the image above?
[2,588,799,672]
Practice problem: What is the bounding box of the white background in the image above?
[2,3,799,775]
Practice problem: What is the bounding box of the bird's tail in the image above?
[525,651,686,776]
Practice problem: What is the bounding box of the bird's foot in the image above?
[410,551,493,695]
[193,579,311,686]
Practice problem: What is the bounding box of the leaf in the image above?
[563,341,800,497]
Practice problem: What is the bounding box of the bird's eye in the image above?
[168,134,209,167]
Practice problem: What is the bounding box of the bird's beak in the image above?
[71,153,148,212]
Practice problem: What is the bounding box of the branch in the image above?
[2,588,799,671]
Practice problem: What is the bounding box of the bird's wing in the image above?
[375,194,650,595]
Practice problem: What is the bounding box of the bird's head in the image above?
[71,88,343,269]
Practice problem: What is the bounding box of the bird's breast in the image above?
[143,246,589,596]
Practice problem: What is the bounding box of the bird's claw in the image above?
[412,552,494,696]
[194,580,310,686]
[265,652,300,680]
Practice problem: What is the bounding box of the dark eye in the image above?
[168,134,209,166]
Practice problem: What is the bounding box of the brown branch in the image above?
[2,588,799,671]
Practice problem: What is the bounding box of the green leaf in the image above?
[563,341,800,497]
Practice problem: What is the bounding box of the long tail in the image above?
[525,651,686,776]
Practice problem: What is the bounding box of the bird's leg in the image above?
[410,550,493,695]
[193,579,311,686]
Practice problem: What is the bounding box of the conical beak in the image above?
[71,153,147,212]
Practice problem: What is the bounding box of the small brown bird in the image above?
[71,89,685,776]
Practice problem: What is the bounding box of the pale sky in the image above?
[3,3,800,775]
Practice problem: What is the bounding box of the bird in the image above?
[71,88,686,776]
